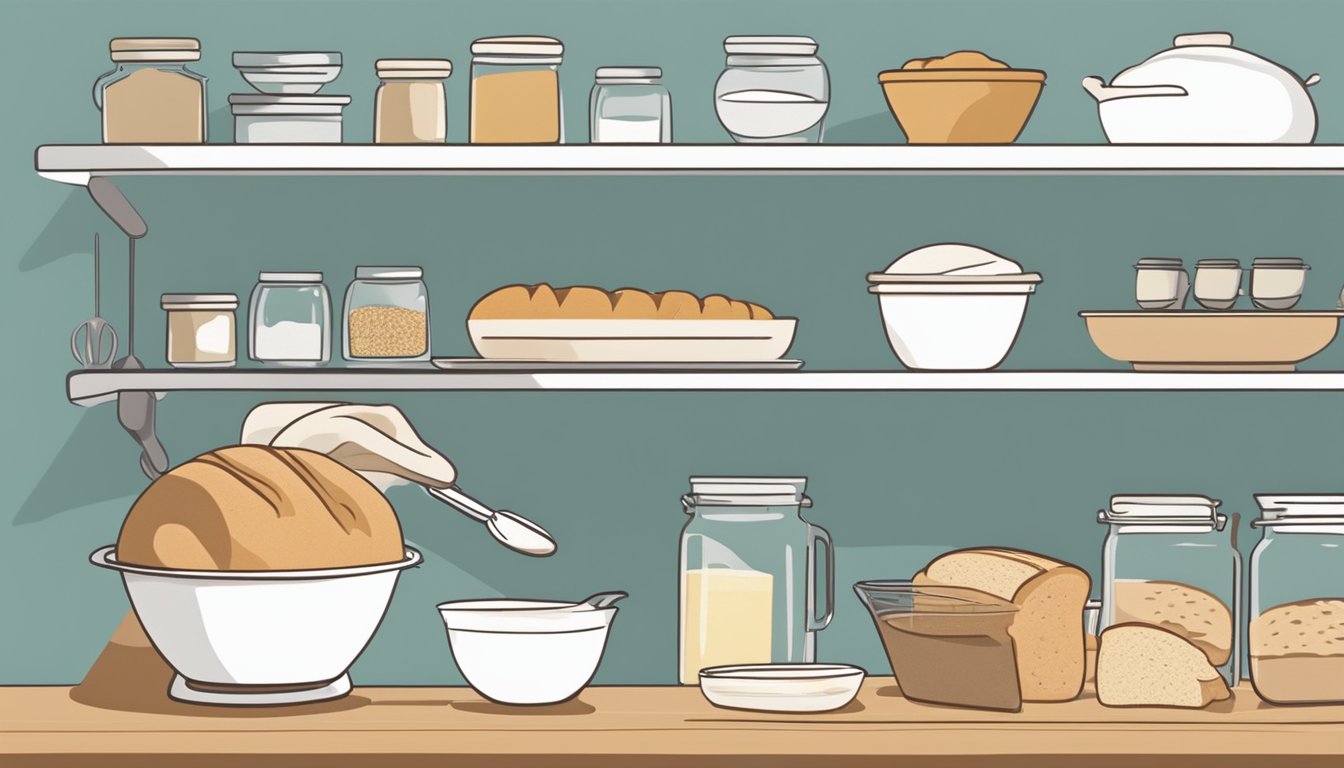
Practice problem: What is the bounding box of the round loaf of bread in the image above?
[117,446,405,571]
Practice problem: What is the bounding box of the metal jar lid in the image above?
[595,66,662,81]
[1195,259,1242,268]
[161,293,239,310]
[471,36,564,60]
[258,271,323,283]
[376,58,453,79]
[355,266,423,280]
[1251,257,1310,270]
[685,476,810,507]
[1099,494,1225,531]
[1252,494,1344,528]
[110,37,201,63]
[724,35,818,56]
[1134,258,1185,270]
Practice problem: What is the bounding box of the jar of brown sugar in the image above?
[470,36,564,144]
[343,267,430,363]
[162,294,238,368]
[95,38,208,143]
[375,59,452,143]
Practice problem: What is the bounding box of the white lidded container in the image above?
[162,293,238,368]
[248,271,331,367]
[715,36,829,143]
[1134,258,1189,310]
[589,66,671,143]
[1250,258,1310,310]
[1193,259,1242,310]
[230,93,351,143]
[866,243,1042,370]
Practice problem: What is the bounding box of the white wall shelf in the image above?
[66,369,1344,405]
[35,144,1344,184]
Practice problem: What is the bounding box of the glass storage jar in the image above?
[343,267,430,363]
[678,477,833,684]
[470,36,564,144]
[714,35,829,143]
[248,272,331,367]
[375,59,452,143]
[1249,494,1344,704]
[162,294,237,368]
[94,38,207,143]
[1097,494,1241,684]
[589,67,671,143]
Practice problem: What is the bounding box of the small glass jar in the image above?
[1249,494,1344,705]
[1097,495,1241,684]
[678,477,833,684]
[715,36,829,143]
[1134,258,1189,310]
[162,294,237,368]
[343,267,430,363]
[1193,259,1242,310]
[94,38,207,143]
[375,59,452,143]
[1250,258,1310,310]
[589,67,671,144]
[248,272,331,367]
[470,36,564,144]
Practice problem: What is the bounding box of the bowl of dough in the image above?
[878,51,1046,144]
[867,243,1042,370]
[91,445,420,705]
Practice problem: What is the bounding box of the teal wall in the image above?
[3,0,1342,686]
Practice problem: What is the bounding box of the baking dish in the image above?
[467,318,797,362]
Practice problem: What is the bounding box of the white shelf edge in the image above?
[34,144,1344,180]
[65,369,1344,404]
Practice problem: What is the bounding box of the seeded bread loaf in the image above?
[1249,598,1344,704]
[117,445,404,570]
[1113,580,1234,667]
[913,548,1090,701]
[469,284,775,321]
[1097,623,1232,708]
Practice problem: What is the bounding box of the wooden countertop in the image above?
[2,680,1341,768]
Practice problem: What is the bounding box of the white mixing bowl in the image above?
[438,598,619,705]
[91,546,420,701]
[868,278,1040,370]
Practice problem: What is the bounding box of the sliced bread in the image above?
[1097,623,1232,708]
[913,547,1090,701]
[1113,580,1233,667]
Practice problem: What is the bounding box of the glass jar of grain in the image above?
[162,294,237,368]
[94,38,207,143]
[470,36,564,144]
[375,59,452,143]
[343,267,430,363]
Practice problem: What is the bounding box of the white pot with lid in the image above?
[1082,32,1320,144]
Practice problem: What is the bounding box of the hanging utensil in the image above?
[71,233,119,369]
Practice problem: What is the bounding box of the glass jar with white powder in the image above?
[714,36,829,143]
[248,272,331,367]
[589,67,671,143]
[162,294,238,368]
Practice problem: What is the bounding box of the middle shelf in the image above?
[66,369,1344,404]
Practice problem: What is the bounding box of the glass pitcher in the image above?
[678,477,834,684]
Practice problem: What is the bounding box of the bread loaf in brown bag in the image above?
[117,446,404,570]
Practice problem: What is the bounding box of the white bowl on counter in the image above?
[91,545,421,705]
[699,663,866,713]
[437,597,621,705]
[867,276,1041,370]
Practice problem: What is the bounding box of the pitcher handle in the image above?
[807,522,834,632]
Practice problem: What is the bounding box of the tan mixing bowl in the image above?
[878,69,1046,144]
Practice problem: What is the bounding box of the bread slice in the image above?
[1097,623,1232,708]
[914,547,1090,701]
[1113,580,1233,667]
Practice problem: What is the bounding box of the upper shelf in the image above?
[34,144,1344,183]
[66,369,1344,404]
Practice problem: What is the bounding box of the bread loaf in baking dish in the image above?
[913,547,1091,701]
[117,446,404,570]
[469,284,775,320]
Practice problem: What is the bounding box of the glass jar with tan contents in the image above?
[94,38,207,143]
[375,59,452,143]
[162,294,237,368]
[1249,495,1344,705]
[1097,495,1241,685]
[342,267,430,363]
[470,36,564,144]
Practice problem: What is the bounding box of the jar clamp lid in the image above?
[110,37,201,62]
[685,477,811,508]
[162,293,239,310]
[377,58,453,79]
[259,271,323,283]
[355,266,423,280]
[1099,494,1226,531]
[1251,494,1344,527]
[724,35,819,56]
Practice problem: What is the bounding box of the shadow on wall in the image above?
[824,112,904,144]
[19,187,97,272]
[14,409,147,525]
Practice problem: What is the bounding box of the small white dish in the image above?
[234,52,343,94]
[698,663,865,713]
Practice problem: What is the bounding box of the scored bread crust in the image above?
[117,446,405,571]
[468,284,775,320]
[1097,623,1232,709]
[913,547,1090,702]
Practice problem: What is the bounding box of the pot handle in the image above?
[1082,76,1189,103]
[1306,74,1322,87]
[807,523,834,632]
